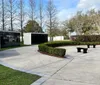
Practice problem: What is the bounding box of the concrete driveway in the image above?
[0,45,100,85]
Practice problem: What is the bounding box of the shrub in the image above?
[79,42,100,45]
[38,41,80,58]
[38,41,100,58]
[38,43,66,57]
[46,41,80,47]
[72,35,100,42]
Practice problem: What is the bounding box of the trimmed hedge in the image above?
[38,41,100,58]
[72,35,100,42]
[39,43,66,57]
[39,41,80,57]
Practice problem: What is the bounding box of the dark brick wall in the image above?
[0,31,20,48]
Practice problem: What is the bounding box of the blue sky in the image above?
[56,0,100,21]
[25,0,100,21]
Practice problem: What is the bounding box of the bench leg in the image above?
[93,45,96,48]
[83,49,87,53]
[87,45,90,48]
[77,49,81,52]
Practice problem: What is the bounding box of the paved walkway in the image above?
[0,45,100,85]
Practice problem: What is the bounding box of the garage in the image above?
[24,33,48,45]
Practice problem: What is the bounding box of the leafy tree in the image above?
[24,20,43,32]
[47,28,60,36]
[60,28,69,39]
[63,19,75,33]
[47,26,68,39]
[64,10,100,35]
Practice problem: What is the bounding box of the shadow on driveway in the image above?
[0,50,20,58]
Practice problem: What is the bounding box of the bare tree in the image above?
[0,0,8,30]
[39,0,43,28]
[7,0,17,31]
[28,0,36,20]
[28,0,37,31]
[46,0,58,41]
[1,0,5,30]
[18,0,25,43]
[0,1,2,30]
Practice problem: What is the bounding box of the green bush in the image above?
[38,41,80,57]
[73,35,100,42]
[79,42,100,45]
[46,41,80,47]
[38,41,100,58]
[38,43,66,57]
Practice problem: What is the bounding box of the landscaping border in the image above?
[38,41,100,58]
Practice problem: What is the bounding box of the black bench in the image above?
[77,47,88,53]
[87,44,96,48]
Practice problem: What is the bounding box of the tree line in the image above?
[0,0,59,41]
[0,0,42,31]
[1,0,100,41]
[63,9,100,35]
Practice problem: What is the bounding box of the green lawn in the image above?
[0,64,41,85]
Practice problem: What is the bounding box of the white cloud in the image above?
[57,8,77,21]
[58,0,100,21]
[45,0,100,22]
[77,0,100,10]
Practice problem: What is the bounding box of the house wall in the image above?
[24,33,31,45]
[48,36,64,41]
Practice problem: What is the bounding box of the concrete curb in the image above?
[31,77,48,85]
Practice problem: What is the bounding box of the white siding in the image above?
[53,36,64,41]
[24,33,31,45]
[48,36,64,41]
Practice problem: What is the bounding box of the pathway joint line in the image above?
[40,57,75,85]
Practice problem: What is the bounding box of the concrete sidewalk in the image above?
[0,45,100,85]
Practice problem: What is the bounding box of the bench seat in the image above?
[77,47,88,53]
[87,44,96,48]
